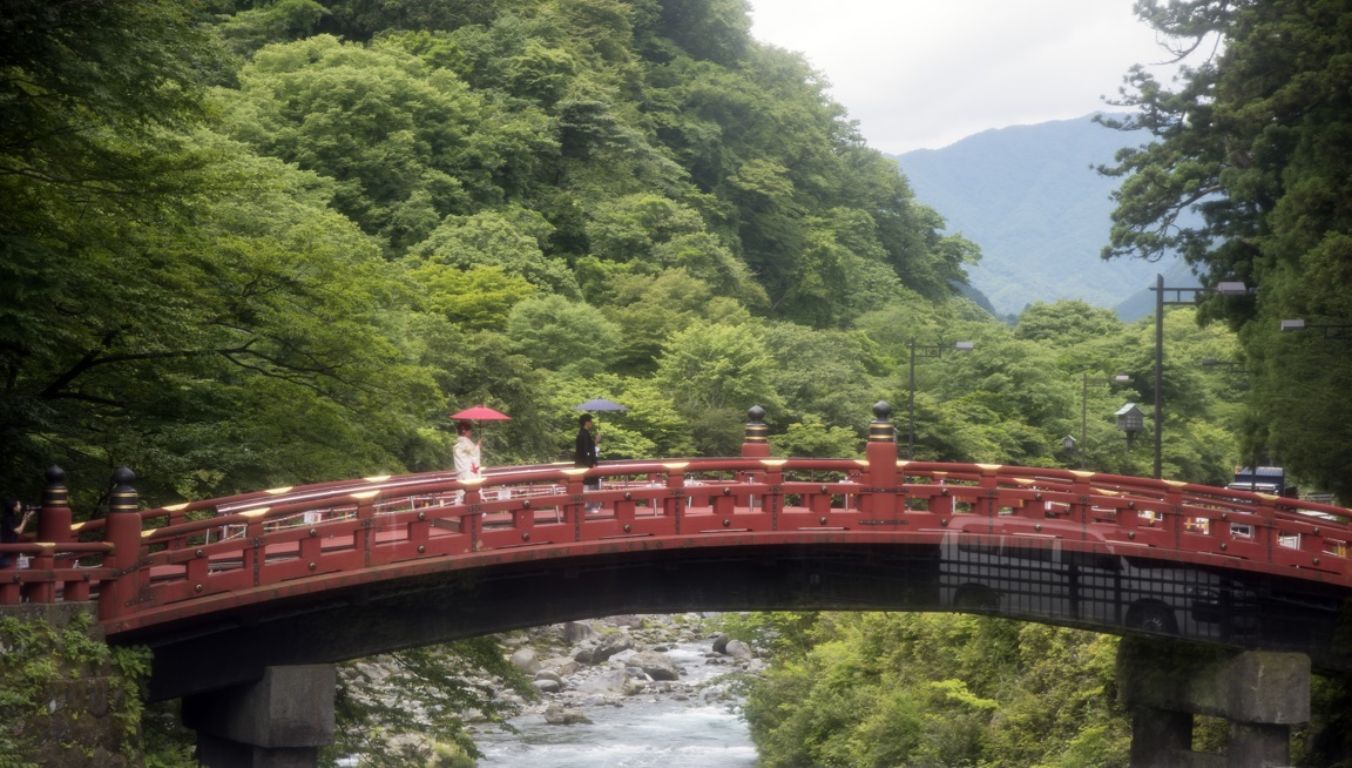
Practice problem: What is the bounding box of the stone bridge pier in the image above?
[1117,638,1309,767]
[182,665,336,768]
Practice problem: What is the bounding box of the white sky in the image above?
[748,0,1183,154]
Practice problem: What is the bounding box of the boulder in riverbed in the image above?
[532,678,562,694]
[543,703,591,725]
[627,651,682,681]
[510,647,541,674]
[711,633,730,654]
[724,639,753,660]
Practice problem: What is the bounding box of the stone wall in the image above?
[0,603,148,768]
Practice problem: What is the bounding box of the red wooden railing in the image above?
[3,418,1350,636]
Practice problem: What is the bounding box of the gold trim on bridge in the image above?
[759,459,787,468]
[976,463,1003,473]
[560,468,589,478]
[350,490,381,500]
[238,507,271,519]
[1070,470,1096,480]
[363,475,391,483]
[662,462,690,471]
[163,502,189,512]
[140,528,158,539]
[265,487,293,495]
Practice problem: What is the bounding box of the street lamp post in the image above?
[1071,371,1131,467]
[1150,274,1247,478]
[906,339,974,459]
[1279,318,1352,339]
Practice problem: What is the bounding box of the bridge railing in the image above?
[3,407,1350,633]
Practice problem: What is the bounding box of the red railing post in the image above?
[974,464,1002,518]
[760,459,786,530]
[462,479,485,550]
[30,466,71,603]
[865,401,899,515]
[1163,479,1186,550]
[1068,470,1095,526]
[353,490,379,568]
[663,463,688,534]
[739,405,770,513]
[561,470,586,541]
[99,467,141,622]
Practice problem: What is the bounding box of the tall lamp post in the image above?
[1150,274,1248,478]
[906,339,974,459]
[1069,371,1131,467]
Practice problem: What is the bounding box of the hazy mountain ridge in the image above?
[898,115,1182,319]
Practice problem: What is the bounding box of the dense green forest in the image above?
[0,0,1264,510]
[3,0,1350,766]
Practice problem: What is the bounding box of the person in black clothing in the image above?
[1,498,34,568]
[574,413,599,468]
[574,414,600,511]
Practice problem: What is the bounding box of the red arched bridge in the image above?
[4,412,1351,699]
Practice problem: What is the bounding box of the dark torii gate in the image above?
[3,404,1350,766]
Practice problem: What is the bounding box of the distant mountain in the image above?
[897,114,1183,318]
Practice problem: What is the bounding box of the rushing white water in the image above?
[473,641,757,767]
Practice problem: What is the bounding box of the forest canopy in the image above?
[1101,0,1352,497]
[0,0,1265,507]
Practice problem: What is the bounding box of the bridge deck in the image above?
[3,458,1350,645]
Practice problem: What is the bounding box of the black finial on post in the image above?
[869,401,895,443]
[44,465,68,507]
[741,405,770,458]
[744,405,769,445]
[109,467,138,514]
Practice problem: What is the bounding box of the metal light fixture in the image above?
[1279,318,1352,339]
[1151,275,1247,478]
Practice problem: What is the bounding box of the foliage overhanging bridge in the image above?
[3,404,1351,700]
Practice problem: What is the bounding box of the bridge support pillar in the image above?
[183,664,336,768]
[1117,638,1308,768]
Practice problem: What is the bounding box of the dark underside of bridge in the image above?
[113,543,1352,701]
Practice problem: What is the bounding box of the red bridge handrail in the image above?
[3,449,1349,634]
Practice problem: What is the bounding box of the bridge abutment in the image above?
[183,664,336,768]
[1117,637,1308,767]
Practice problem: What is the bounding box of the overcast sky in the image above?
[748,0,1182,154]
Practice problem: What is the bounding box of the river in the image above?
[472,641,758,767]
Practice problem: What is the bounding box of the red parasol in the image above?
[451,404,511,421]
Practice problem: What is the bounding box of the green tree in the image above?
[739,613,1129,768]
[1102,0,1352,497]
[506,295,620,375]
[1015,300,1123,346]
[222,35,555,254]
[656,321,779,455]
